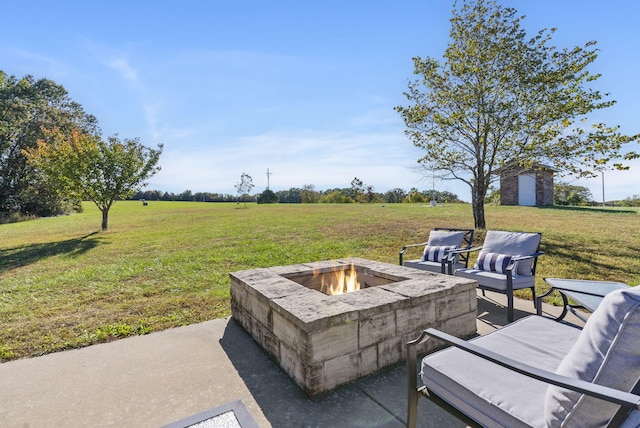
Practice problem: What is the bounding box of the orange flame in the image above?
[317,262,361,295]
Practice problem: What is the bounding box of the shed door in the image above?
[518,174,536,206]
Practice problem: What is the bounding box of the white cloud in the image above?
[146,127,426,194]
[107,57,138,85]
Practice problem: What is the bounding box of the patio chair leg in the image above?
[507,293,514,323]
[530,287,537,311]
[407,341,420,428]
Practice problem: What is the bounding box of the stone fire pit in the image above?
[230,257,477,398]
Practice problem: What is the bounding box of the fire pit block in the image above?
[230,257,476,398]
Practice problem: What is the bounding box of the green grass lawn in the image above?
[1,201,639,361]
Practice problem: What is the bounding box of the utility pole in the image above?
[601,170,605,207]
[266,168,273,190]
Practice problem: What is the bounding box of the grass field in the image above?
[1,201,639,361]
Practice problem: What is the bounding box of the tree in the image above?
[275,187,302,203]
[0,71,99,217]
[620,195,640,207]
[257,189,278,204]
[301,184,320,203]
[234,173,254,207]
[553,182,593,206]
[350,177,364,202]
[363,185,383,203]
[485,186,501,205]
[396,0,638,229]
[24,129,162,230]
[383,188,407,203]
[319,190,354,203]
[403,191,425,203]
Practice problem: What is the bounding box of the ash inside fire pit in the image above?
[283,263,404,295]
[230,257,477,398]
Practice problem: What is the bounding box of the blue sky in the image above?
[2,1,639,202]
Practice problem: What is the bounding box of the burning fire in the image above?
[316,262,361,295]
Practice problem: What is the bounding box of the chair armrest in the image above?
[409,328,640,410]
[399,242,428,265]
[447,245,483,256]
[543,287,610,299]
[505,251,544,272]
[443,246,482,271]
[510,251,544,262]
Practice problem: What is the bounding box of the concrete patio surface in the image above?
[0,290,586,428]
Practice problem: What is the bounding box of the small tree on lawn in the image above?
[396,0,638,229]
[235,173,254,207]
[24,128,162,231]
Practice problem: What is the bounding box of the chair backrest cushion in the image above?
[426,231,466,263]
[545,286,640,427]
[427,231,466,247]
[481,230,540,275]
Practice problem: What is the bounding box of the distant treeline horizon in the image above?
[129,187,465,204]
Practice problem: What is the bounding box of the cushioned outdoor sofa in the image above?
[407,286,640,427]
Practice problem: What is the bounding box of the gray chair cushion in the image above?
[404,260,465,274]
[480,230,540,275]
[427,231,466,247]
[545,286,640,427]
[421,316,581,427]
[454,267,536,290]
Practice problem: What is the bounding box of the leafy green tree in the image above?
[301,184,320,203]
[319,190,354,203]
[257,189,278,204]
[440,191,462,203]
[553,182,593,206]
[0,71,99,217]
[485,186,501,205]
[363,185,383,203]
[177,190,194,201]
[396,0,638,229]
[24,129,162,230]
[275,188,302,203]
[383,188,407,203]
[421,189,463,203]
[234,173,254,207]
[620,195,640,207]
[403,191,425,203]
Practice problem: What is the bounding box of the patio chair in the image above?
[399,228,474,274]
[407,286,640,428]
[448,230,542,322]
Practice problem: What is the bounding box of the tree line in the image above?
[130,185,464,205]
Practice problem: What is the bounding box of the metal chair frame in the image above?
[406,327,640,428]
[446,231,543,322]
[399,227,475,273]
